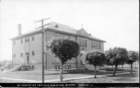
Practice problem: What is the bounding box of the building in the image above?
[11,22,105,70]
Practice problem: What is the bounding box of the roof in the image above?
[11,22,105,42]
[46,22,77,34]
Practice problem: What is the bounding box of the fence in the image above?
[52,62,85,72]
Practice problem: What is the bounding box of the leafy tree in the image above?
[86,51,106,78]
[105,49,114,68]
[49,38,80,82]
[105,47,128,76]
[127,51,139,74]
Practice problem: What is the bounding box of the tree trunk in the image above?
[134,62,136,68]
[130,63,133,74]
[76,57,78,69]
[60,64,63,82]
[94,65,97,78]
[121,64,123,69]
[113,64,118,76]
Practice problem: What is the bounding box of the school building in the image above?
[11,22,105,70]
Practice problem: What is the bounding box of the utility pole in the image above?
[35,17,50,83]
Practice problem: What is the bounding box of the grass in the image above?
[64,66,139,83]
[0,65,139,83]
[65,72,139,83]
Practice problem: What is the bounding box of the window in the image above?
[13,40,16,45]
[25,37,30,43]
[95,41,99,49]
[28,38,30,42]
[98,42,102,49]
[98,43,100,48]
[91,41,101,49]
[96,42,100,49]
[13,54,16,58]
[32,36,34,41]
[55,24,58,28]
[91,40,97,49]
[32,51,35,56]
[79,38,87,50]
[21,39,23,44]
[26,52,29,56]
[91,41,94,48]
[20,53,23,57]
[25,37,28,42]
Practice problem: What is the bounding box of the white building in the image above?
[11,22,105,70]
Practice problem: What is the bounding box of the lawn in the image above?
[63,65,139,83]
[0,65,139,83]
[64,72,139,83]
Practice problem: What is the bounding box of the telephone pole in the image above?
[35,17,50,83]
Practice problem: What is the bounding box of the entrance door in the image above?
[26,52,30,65]
[27,55,29,64]
[45,53,47,70]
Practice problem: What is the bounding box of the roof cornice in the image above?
[11,27,105,42]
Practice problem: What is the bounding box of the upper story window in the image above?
[25,37,28,42]
[12,54,16,58]
[28,37,30,42]
[55,24,58,28]
[25,37,30,43]
[91,41,101,49]
[91,40,97,49]
[26,52,29,56]
[20,53,23,57]
[98,42,102,49]
[13,40,16,45]
[79,38,87,50]
[32,51,35,56]
[32,36,35,41]
[21,38,23,44]
[96,41,101,49]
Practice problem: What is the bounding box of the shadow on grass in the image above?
[107,72,137,77]
[100,67,137,72]
[64,67,133,75]
[42,66,138,76]
[113,73,138,82]
[66,69,113,75]
[44,68,135,76]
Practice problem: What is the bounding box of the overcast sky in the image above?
[0,0,139,61]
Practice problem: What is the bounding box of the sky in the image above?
[0,0,139,61]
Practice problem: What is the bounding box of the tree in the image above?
[105,47,128,76]
[127,51,138,74]
[86,51,106,78]
[105,49,114,69]
[49,38,80,82]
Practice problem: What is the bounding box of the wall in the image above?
[12,28,104,70]
[12,33,42,65]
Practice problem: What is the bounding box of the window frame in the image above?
[32,51,35,56]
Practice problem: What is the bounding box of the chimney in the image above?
[18,24,22,35]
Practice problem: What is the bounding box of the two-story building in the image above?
[11,22,105,70]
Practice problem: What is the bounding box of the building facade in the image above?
[11,22,105,70]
